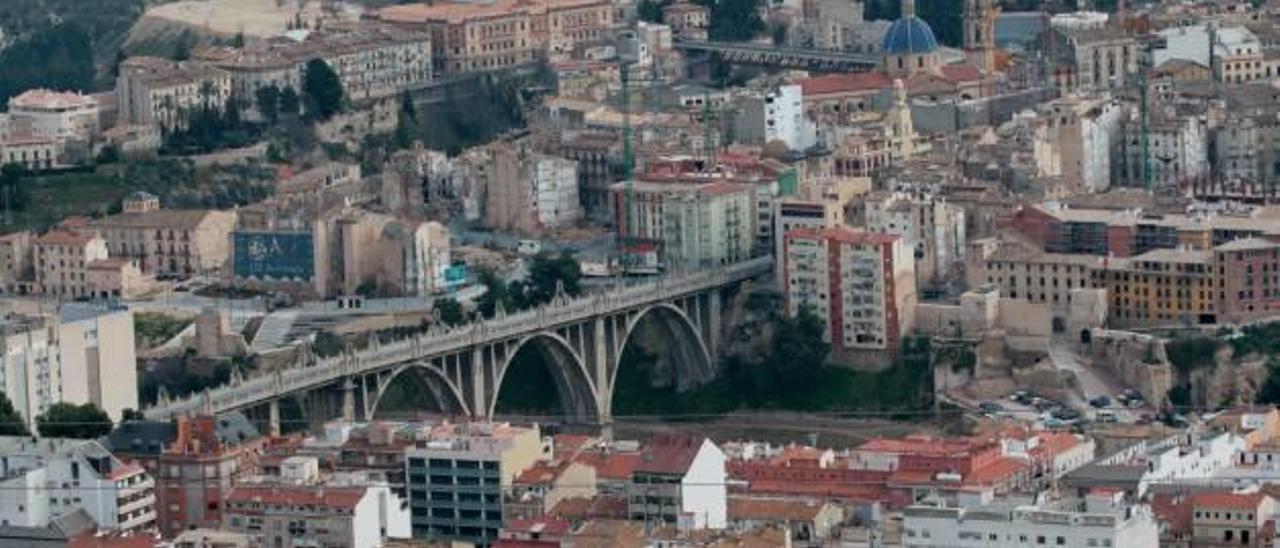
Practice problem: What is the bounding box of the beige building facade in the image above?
[89,208,237,276]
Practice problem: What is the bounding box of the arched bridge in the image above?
[143,258,772,429]
[675,39,879,73]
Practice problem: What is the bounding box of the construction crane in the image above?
[619,62,636,271]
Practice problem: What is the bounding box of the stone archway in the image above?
[369,362,470,419]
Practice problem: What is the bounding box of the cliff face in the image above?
[1085,331,1174,407]
[1185,347,1270,408]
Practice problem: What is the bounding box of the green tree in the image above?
[120,408,145,422]
[0,23,95,107]
[764,305,829,404]
[36,402,112,439]
[638,0,671,22]
[255,85,280,123]
[476,267,511,318]
[0,163,29,213]
[0,391,29,436]
[231,30,246,48]
[173,30,195,61]
[313,330,346,358]
[512,252,582,308]
[279,87,301,118]
[434,297,466,326]
[302,58,344,121]
[394,91,418,149]
[701,0,765,41]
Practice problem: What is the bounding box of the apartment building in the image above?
[222,456,410,548]
[88,207,237,277]
[33,230,108,299]
[1095,248,1216,327]
[1034,95,1125,193]
[404,422,545,545]
[1215,238,1280,324]
[612,180,755,269]
[157,414,269,537]
[733,84,815,152]
[198,24,432,106]
[0,231,33,294]
[971,240,1102,323]
[379,0,615,76]
[484,149,581,234]
[1046,26,1141,92]
[558,131,621,223]
[861,190,966,289]
[903,499,1159,548]
[0,437,156,533]
[1117,105,1209,191]
[1190,492,1275,547]
[771,177,871,275]
[783,227,917,353]
[627,437,727,530]
[116,57,231,131]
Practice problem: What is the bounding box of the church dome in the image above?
[881,16,939,55]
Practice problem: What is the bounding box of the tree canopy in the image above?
[36,402,112,439]
[0,23,95,106]
[0,392,29,436]
[303,58,344,121]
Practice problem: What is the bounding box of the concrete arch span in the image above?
[606,303,716,414]
[489,332,600,422]
[369,362,470,419]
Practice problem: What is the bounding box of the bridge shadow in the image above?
[610,307,717,417]
[493,334,597,422]
[372,366,462,421]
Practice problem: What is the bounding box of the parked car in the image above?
[978,401,1005,414]
[1052,407,1081,421]
[1089,396,1111,408]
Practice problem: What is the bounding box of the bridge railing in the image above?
[144,257,772,419]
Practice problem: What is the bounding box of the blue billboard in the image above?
[233,231,315,281]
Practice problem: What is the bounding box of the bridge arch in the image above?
[608,303,715,413]
[489,331,599,422]
[369,362,470,419]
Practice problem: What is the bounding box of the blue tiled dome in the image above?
[881,16,939,55]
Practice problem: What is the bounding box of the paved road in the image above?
[1048,336,1152,424]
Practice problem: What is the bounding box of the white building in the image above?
[0,437,156,533]
[1119,107,1208,190]
[224,482,410,548]
[532,155,582,230]
[734,85,816,152]
[1153,24,1212,68]
[903,498,1159,548]
[863,190,966,289]
[0,306,138,428]
[1036,95,1124,192]
[628,437,727,530]
[5,89,100,144]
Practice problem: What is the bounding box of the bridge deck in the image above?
[675,39,879,71]
[143,257,773,420]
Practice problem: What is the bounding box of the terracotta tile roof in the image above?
[743,478,887,502]
[940,63,983,83]
[515,460,574,486]
[964,457,1030,486]
[574,451,640,481]
[225,485,366,510]
[1030,432,1083,458]
[634,437,704,476]
[549,495,628,521]
[1151,493,1193,536]
[1192,492,1269,512]
[504,517,573,536]
[798,72,892,96]
[728,496,828,522]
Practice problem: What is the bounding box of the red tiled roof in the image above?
[728,496,827,522]
[549,495,629,521]
[225,485,366,510]
[505,517,573,536]
[744,478,887,502]
[940,63,983,83]
[1151,493,1192,536]
[634,437,704,475]
[964,457,1030,486]
[798,72,892,96]
[574,451,640,481]
[1192,492,1269,512]
[515,460,573,486]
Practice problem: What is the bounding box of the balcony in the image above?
[118,492,156,515]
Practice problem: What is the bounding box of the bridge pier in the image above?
[342,380,357,422]
[268,399,281,437]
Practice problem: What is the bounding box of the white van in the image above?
[1096,409,1117,423]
